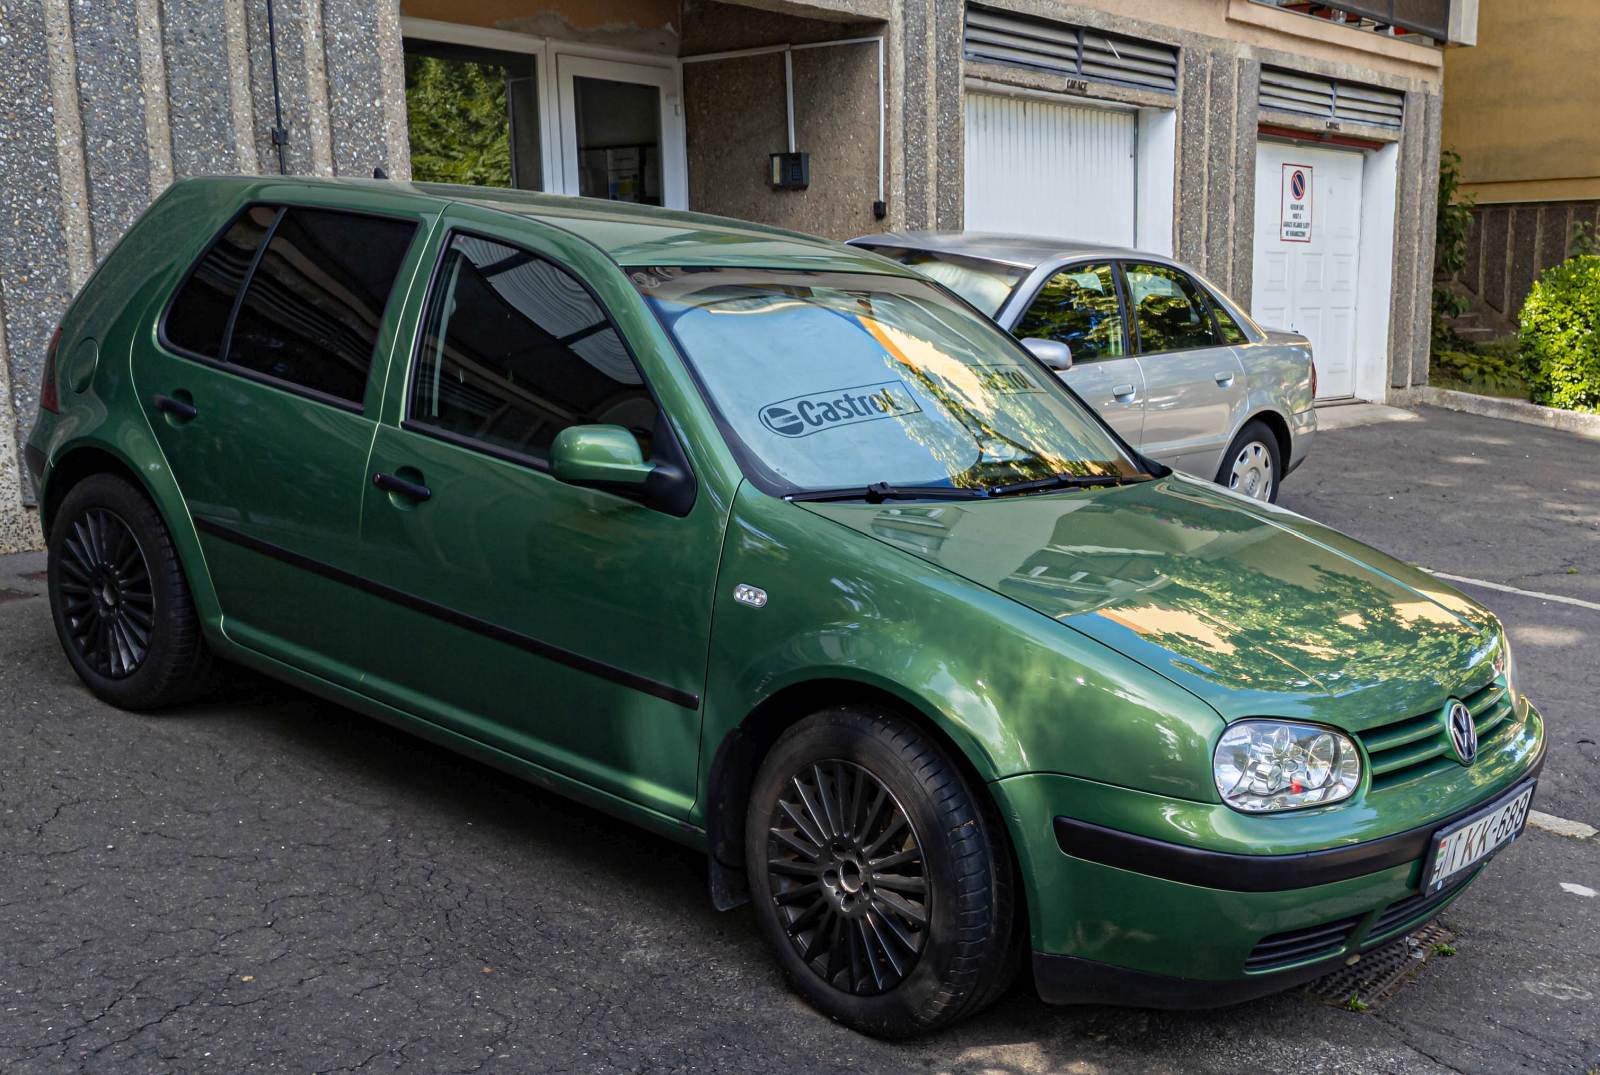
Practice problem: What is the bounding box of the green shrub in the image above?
[1520,255,1600,412]
[1431,348,1529,398]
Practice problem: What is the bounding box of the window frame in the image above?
[157,200,421,415]
[398,226,672,479]
[1116,260,1229,359]
[1012,258,1134,365]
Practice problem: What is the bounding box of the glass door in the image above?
[555,54,685,209]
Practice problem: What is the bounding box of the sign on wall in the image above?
[1280,163,1313,242]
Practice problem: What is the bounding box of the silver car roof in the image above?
[846,230,1152,270]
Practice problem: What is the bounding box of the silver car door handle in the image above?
[1111,384,1137,402]
[1214,371,1235,388]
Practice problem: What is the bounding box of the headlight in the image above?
[1493,635,1520,709]
[1213,720,1361,813]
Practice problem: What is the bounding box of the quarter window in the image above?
[1123,263,1222,355]
[409,234,655,461]
[227,208,417,405]
[1210,297,1250,345]
[1011,263,1125,363]
[163,205,276,359]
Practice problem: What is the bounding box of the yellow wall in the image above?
[1442,0,1600,203]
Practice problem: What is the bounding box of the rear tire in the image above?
[48,473,216,709]
[1217,419,1282,503]
[745,707,1017,1037]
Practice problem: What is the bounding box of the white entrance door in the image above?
[964,91,1136,245]
[555,54,686,209]
[1251,141,1365,400]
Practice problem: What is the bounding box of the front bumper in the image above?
[997,702,1543,1006]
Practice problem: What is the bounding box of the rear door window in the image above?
[1122,262,1222,355]
[227,208,417,405]
[163,204,417,407]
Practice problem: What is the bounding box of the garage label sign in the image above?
[1280,164,1313,243]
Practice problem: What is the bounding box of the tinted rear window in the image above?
[228,208,416,404]
[164,205,276,359]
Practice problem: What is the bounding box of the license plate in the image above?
[1420,781,1535,894]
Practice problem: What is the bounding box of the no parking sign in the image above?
[1280,163,1312,242]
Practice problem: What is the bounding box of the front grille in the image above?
[1245,914,1362,972]
[1365,870,1478,943]
[1358,678,1515,792]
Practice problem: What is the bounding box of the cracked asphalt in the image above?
[2,404,1596,1073]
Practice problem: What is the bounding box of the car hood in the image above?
[799,477,1499,727]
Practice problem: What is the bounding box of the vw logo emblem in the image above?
[1446,700,1478,765]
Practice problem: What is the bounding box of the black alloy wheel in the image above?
[55,508,155,678]
[48,473,218,709]
[766,760,930,996]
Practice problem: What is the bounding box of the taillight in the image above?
[1309,359,1317,400]
[40,325,61,413]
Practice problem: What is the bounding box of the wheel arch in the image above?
[1244,408,1291,466]
[703,675,1018,915]
[39,437,222,631]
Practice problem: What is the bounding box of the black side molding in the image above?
[24,442,47,491]
[192,515,701,711]
[1054,747,1543,893]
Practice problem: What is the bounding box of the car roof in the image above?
[846,230,1154,270]
[412,182,908,274]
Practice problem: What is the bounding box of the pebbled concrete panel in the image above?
[1408,90,1442,387]
[1231,57,1260,304]
[932,0,963,230]
[1388,90,1423,389]
[1176,50,1208,267]
[322,0,388,177]
[901,0,929,228]
[163,0,241,178]
[246,0,315,175]
[0,0,75,464]
[1538,204,1571,275]
[1508,205,1539,315]
[1203,55,1236,287]
[70,0,152,259]
[1482,206,1509,314]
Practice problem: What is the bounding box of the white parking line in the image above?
[1426,571,1600,614]
[1529,811,1598,840]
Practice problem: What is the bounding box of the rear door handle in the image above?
[373,472,432,502]
[152,393,198,421]
[1111,384,1137,403]
[1214,371,1236,388]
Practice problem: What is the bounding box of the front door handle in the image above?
[152,393,198,421]
[1111,384,1137,403]
[1214,371,1236,388]
[373,471,432,502]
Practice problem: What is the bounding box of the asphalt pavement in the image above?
[1,404,1596,1073]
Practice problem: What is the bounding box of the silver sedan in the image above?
[848,232,1316,503]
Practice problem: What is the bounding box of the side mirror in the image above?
[550,424,655,488]
[1022,337,1073,371]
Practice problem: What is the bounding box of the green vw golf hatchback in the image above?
[27,177,1544,1037]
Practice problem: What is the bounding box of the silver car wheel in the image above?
[1229,440,1275,501]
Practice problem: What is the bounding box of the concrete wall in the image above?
[1442,0,1600,205]
[1462,201,1600,322]
[0,0,409,551]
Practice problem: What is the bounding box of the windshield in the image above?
[635,267,1144,495]
[857,247,1025,316]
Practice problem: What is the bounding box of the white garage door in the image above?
[964,91,1136,245]
[1251,142,1365,400]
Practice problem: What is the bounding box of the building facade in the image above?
[0,0,1471,550]
[1443,0,1600,325]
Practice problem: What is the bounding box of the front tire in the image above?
[48,473,216,709]
[1217,419,1282,503]
[745,707,1017,1037]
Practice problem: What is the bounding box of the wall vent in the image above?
[964,6,1178,94]
[1260,67,1404,129]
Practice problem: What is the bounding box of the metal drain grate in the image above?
[1304,922,1455,1011]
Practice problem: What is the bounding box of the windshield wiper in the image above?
[985,472,1149,498]
[788,481,988,504]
